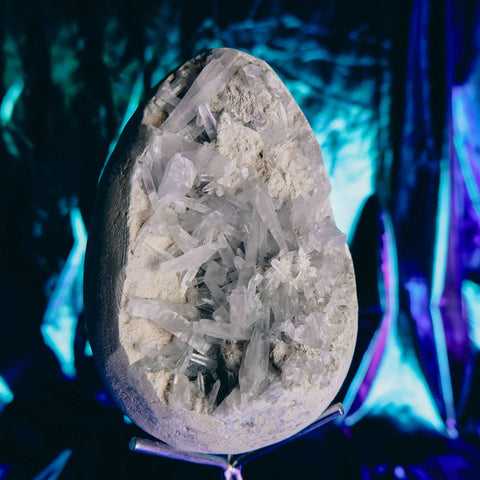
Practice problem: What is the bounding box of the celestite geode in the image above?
[84,48,357,454]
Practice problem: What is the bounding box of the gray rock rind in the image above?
[84,48,357,455]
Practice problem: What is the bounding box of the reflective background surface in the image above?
[1,0,480,478]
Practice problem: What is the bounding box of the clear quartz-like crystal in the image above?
[118,49,356,451]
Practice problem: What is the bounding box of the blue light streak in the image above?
[32,449,72,480]
[0,78,23,127]
[452,89,480,221]
[342,209,397,424]
[0,465,10,479]
[430,157,457,435]
[348,317,446,433]
[462,280,480,351]
[98,73,144,184]
[343,210,399,425]
[344,211,445,433]
[41,206,87,379]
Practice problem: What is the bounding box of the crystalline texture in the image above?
[126,298,211,354]
[118,48,357,438]
[157,154,197,200]
[249,183,287,251]
[238,308,270,398]
[159,244,217,274]
[194,319,252,341]
[197,103,217,140]
[161,50,238,134]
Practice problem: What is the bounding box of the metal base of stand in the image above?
[130,402,344,479]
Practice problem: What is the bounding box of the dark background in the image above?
[1,0,480,478]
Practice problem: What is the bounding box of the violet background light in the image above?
[0,0,480,478]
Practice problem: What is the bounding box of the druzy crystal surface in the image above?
[118,48,357,453]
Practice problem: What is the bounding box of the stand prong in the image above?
[129,437,230,470]
[232,402,344,468]
[130,402,344,475]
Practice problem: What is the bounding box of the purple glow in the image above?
[393,465,407,479]
[344,209,445,433]
[224,466,243,480]
[343,213,397,425]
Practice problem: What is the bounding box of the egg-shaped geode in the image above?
[84,48,357,454]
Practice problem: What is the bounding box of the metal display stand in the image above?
[130,402,344,479]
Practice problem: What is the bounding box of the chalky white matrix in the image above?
[116,48,357,453]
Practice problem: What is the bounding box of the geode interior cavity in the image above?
[84,48,357,454]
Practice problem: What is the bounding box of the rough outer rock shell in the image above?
[84,48,358,454]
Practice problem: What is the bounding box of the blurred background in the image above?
[1,0,480,478]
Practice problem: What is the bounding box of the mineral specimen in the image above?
[84,48,357,454]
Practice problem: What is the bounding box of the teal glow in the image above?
[145,35,181,88]
[98,73,144,185]
[281,14,302,29]
[50,25,81,97]
[342,321,386,424]
[1,78,24,156]
[344,213,445,434]
[343,211,399,424]
[0,78,23,126]
[430,157,457,433]
[345,316,446,433]
[197,13,382,239]
[312,108,376,238]
[84,340,93,357]
[41,206,87,379]
[0,375,13,413]
[285,79,312,102]
[33,449,72,480]
[123,415,133,424]
[462,280,480,350]
[452,89,480,220]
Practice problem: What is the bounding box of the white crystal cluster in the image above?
[119,49,356,439]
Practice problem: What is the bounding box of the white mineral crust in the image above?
[118,48,357,454]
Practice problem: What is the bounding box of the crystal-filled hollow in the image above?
[84,48,357,454]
